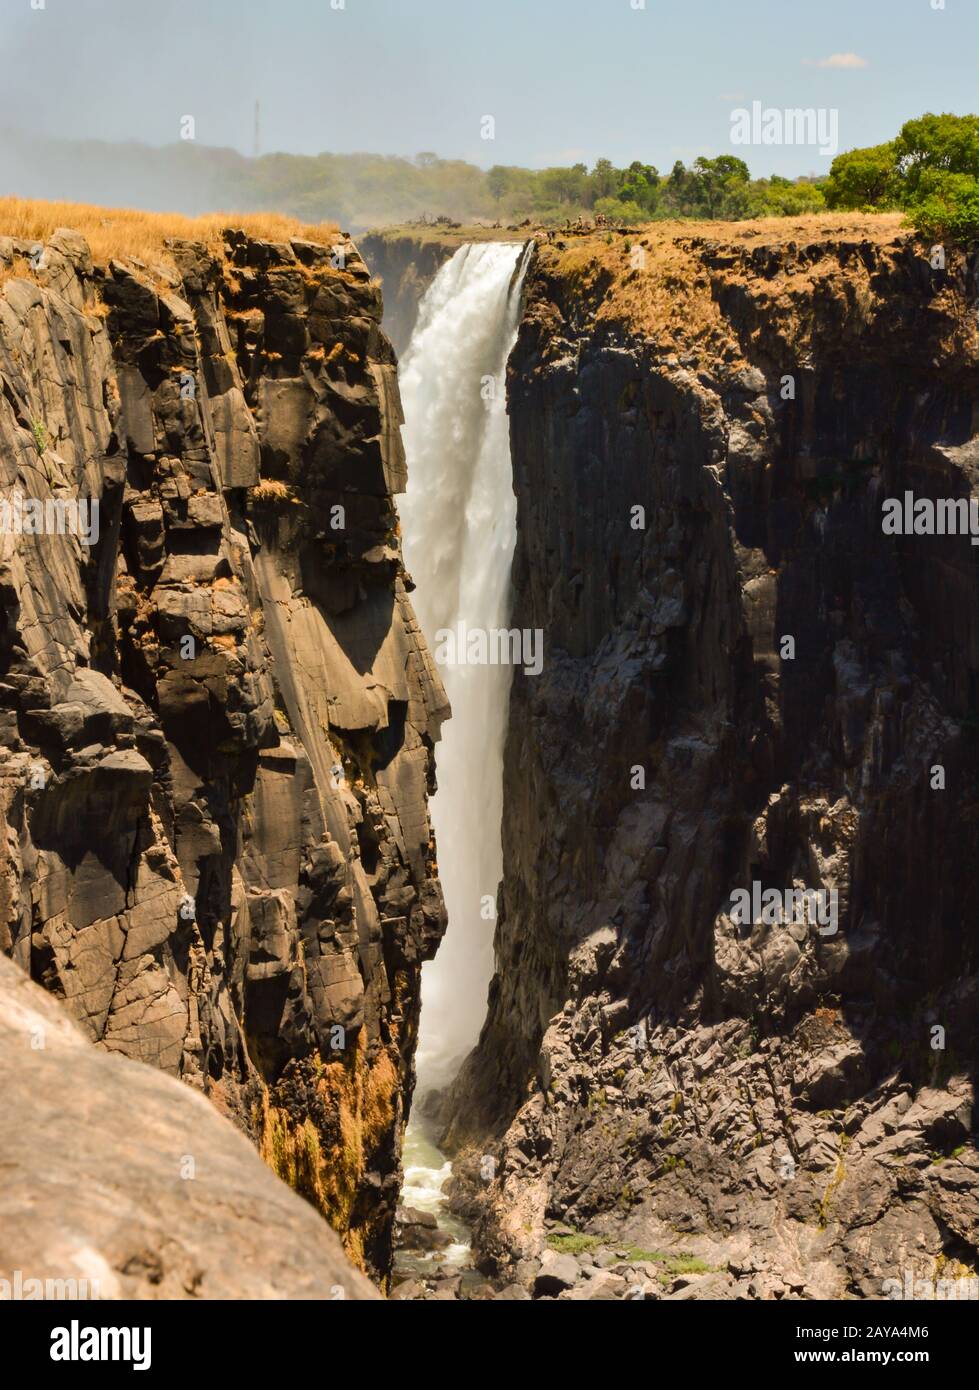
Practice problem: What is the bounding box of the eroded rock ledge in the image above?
[443,218,979,1299]
[0,222,448,1284]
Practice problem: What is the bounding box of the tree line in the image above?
[485,156,825,223]
[486,113,978,238]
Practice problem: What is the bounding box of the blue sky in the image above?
[0,0,975,175]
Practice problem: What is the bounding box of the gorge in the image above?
[398,241,532,1090]
[390,240,533,1278]
[1,208,976,1304]
[374,216,979,1301]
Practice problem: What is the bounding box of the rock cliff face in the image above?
[0,222,448,1284]
[445,217,979,1298]
[358,234,460,357]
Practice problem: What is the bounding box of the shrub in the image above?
[547,1232,601,1255]
[905,169,979,241]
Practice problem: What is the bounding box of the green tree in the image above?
[823,143,900,209]
[594,196,645,225]
[487,165,510,206]
[691,155,750,217]
[824,114,979,239]
[667,159,688,192]
[894,113,979,194]
[619,160,660,213]
[591,158,621,202]
[537,165,590,208]
[658,160,695,216]
[746,176,826,217]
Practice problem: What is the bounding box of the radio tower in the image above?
[253,100,261,159]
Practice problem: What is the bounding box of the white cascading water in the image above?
[399,242,532,1094]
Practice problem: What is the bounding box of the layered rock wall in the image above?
[0,223,447,1282]
[447,218,979,1298]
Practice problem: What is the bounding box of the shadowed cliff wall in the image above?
[445,217,979,1299]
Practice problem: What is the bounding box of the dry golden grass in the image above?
[541,212,912,349]
[249,478,297,506]
[0,196,339,270]
[636,211,905,246]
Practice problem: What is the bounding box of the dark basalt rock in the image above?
[441,226,979,1299]
[394,1206,453,1252]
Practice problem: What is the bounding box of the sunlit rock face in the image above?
[442,226,979,1300]
[0,952,380,1300]
[0,224,448,1285]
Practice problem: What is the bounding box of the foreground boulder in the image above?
[0,954,378,1300]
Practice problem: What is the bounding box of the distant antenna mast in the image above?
[253,100,261,159]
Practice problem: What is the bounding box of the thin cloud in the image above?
[804,53,869,69]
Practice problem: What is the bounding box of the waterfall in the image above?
[399,241,532,1093]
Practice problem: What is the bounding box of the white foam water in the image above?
[399,241,532,1091]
